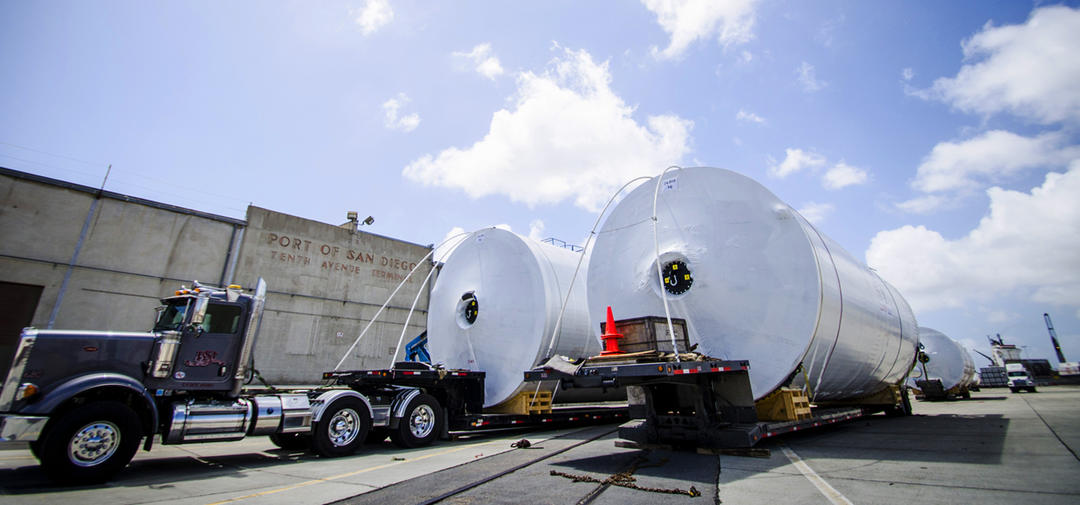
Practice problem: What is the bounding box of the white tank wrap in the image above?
[587,167,919,400]
[910,327,976,393]
[427,228,597,407]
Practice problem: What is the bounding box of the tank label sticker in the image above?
[662,176,679,192]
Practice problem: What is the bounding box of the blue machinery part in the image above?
[406,331,430,363]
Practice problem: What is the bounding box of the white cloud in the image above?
[382,93,420,132]
[402,46,693,211]
[902,67,914,81]
[895,194,951,214]
[768,148,825,178]
[453,43,505,80]
[739,50,753,63]
[822,162,868,189]
[815,15,844,48]
[354,0,393,36]
[642,0,760,60]
[986,310,1019,324]
[912,130,1080,193]
[735,109,765,124]
[867,162,1080,315]
[922,5,1080,124]
[797,202,834,224]
[528,219,546,242]
[796,61,827,92]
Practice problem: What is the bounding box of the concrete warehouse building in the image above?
[0,167,433,384]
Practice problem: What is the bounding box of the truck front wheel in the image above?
[311,397,370,457]
[390,394,442,448]
[40,401,143,483]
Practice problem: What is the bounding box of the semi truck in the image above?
[0,280,624,483]
[1006,363,1037,393]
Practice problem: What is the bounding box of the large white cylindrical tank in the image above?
[427,228,598,407]
[909,327,976,393]
[587,167,919,400]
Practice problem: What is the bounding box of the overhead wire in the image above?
[652,166,683,362]
[387,231,471,367]
[334,231,472,371]
[0,140,252,218]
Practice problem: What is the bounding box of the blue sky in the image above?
[2,1,1079,366]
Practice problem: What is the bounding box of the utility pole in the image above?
[48,164,109,328]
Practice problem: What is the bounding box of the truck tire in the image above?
[269,433,311,451]
[1010,387,1019,393]
[390,394,442,448]
[39,401,142,484]
[311,397,370,457]
[29,439,44,462]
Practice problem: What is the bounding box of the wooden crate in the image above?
[486,390,553,415]
[755,388,812,421]
[601,316,691,354]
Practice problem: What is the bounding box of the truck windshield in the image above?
[1007,371,1027,377]
[154,300,191,331]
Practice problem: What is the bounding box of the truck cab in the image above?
[1006,363,1036,393]
[0,280,268,483]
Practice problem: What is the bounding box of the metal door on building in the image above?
[0,281,43,379]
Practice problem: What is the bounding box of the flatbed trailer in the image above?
[323,362,627,439]
[525,356,909,449]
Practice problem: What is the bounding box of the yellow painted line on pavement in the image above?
[205,439,502,505]
[780,444,854,505]
[0,455,34,461]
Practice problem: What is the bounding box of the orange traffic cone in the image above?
[600,306,624,355]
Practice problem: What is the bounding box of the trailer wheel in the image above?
[311,397,370,457]
[269,433,311,451]
[390,394,441,448]
[39,401,142,484]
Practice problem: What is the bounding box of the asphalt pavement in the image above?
[2,386,1079,504]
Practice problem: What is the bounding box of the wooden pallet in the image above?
[487,390,553,415]
[755,388,812,421]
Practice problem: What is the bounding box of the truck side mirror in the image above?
[187,296,210,336]
[190,297,209,325]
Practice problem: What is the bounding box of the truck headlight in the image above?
[16,383,39,401]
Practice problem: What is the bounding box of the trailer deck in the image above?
[526,355,900,449]
[324,364,627,433]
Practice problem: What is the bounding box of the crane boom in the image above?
[1045,312,1067,363]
